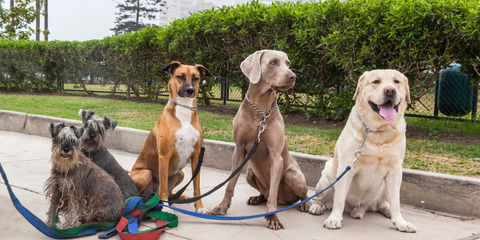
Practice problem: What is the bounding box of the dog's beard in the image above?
[44,169,86,229]
[80,135,104,152]
[51,146,81,173]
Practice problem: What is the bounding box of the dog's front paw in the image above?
[209,205,229,215]
[393,220,417,233]
[298,200,312,212]
[161,206,175,215]
[309,201,325,215]
[195,207,209,215]
[265,214,284,230]
[324,215,343,229]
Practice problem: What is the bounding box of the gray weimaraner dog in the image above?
[209,50,310,230]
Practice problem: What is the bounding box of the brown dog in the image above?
[130,61,212,214]
[209,50,311,230]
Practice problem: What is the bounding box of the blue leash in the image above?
[158,165,352,220]
[0,162,103,238]
[1,161,352,238]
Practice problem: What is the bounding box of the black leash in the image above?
[168,147,205,202]
[165,96,269,205]
[165,140,259,204]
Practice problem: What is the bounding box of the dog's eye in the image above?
[192,77,199,81]
[286,61,290,66]
[176,75,185,81]
[270,60,276,65]
[373,80,381,84]
[394,80,400,84]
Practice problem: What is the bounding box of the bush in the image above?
[1,0,479,120]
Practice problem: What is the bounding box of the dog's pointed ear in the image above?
[71,126,84,139]
[353,72,368,100]
[79,109,95,123]
[162,61,182,76]
[402,73,411,104]
[195,64,212,78]
[49,122,65,138]
[240,51,265,84]
[103,117,118,130]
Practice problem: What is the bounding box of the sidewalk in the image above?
[0,130,478,240]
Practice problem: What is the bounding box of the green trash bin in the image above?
[437,64,474,117]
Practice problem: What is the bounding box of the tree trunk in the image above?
[35,0,40,41]
[44,0,48,41]
[136,0,140,24]
[285,92,291,112]
[80,81,94,95]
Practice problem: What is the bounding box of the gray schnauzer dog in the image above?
[78,109,139,199]
[44,122,124,229]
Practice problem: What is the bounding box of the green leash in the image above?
[51,215,117,235]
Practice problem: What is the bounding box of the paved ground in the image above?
[0,130,479,240]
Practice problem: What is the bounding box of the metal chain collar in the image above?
[244,96,278,143]
[170,98,204,136]
[350,113,372,168]
[170,98,197,111]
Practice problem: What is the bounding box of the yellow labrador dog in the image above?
[309,70,417,233]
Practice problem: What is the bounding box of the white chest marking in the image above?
[174,97,200,173]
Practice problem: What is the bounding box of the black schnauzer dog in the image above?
[44,122,124,229]
[78,109,139,199]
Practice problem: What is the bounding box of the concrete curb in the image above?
[1,110,479,218]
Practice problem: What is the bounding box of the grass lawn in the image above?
[1,93,479,178]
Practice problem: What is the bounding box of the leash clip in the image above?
[257,119,267,142]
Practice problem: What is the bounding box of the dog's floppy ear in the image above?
[79,109,95,123]
[71,126,84,139]
[195,64,212,78]
[49,122,65,138]
[402,73,412,104]
[240,51,265,84]
[103,117,118,130]
[162,61,182,76]
[353,72,369,100]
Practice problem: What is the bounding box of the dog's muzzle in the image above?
[61,145,71,158]
[368,100,400,121]
[178,85,196,98]
[89,133,96,139]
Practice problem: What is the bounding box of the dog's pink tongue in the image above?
[379,103,396,121]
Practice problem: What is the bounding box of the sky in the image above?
[1,0,129,41]
[0,0,293,41]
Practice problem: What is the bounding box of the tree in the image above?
[0,0,46,40]
[111,0,163,35]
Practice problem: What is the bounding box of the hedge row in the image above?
[1,0,479,120]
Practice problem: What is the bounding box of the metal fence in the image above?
[61,68,480,122]
[61,76,245,102]
[404,65,479,122]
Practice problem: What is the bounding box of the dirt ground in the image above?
[3,91,479,145]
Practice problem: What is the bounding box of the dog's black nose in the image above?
[63,146,70,153]
[384,87,396,96]
[89,133,96,139]
[186,87,195,95]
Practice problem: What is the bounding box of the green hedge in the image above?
[1,0,479,120]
